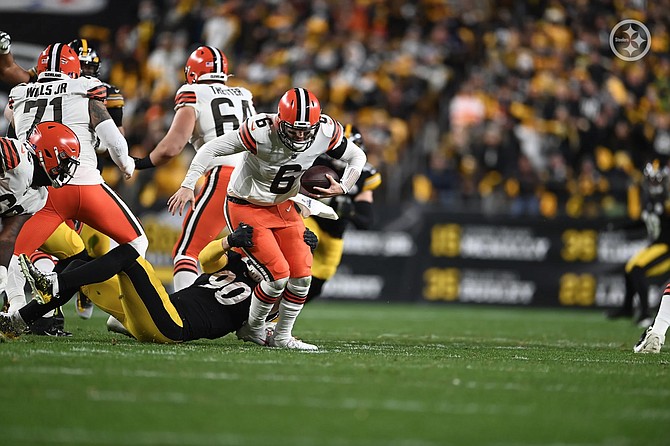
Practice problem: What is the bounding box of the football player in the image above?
[0,224,318,344]
[3,43,147,318]
[132,45,256,291]
[0,122,80,312]
[303,125,381,302]
[168,87,367,350]
[607,160,670,327]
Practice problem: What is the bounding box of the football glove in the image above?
[227,223,254,248]
[0,31,11,54]
[303,228,318,252]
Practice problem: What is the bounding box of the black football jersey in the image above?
[169,251,256,341]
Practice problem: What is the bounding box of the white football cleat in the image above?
[235,322,269,346]
[267,333,318,351]
[633,327,664,353]
[106,315,134,338]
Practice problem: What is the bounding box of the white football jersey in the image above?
[228,113,344,205]
[174,82,255,167]
[0,137,47,217]
[9,75,107,185]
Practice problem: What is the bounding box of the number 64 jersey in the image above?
[0,137,47,218]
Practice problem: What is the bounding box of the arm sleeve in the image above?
[180,131,243,190]
[336,142,367,194]
[198,239,229,274]
[95,119,133,175]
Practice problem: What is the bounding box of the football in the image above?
[300,165,339,195]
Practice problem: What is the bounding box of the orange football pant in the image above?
[224,198,312,281]
[14,183,145,255]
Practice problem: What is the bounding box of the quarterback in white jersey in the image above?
[0,122,80,308]
[134,45,256,291]
[169,88,367,350]
[3,43,147,313]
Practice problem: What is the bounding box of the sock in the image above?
[651,294,670,338]
[273,280,308,341]
[273,300,304,342]
[173,256,199,291]
[247,282,280,330]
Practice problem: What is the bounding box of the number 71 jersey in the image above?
[9,76,106,185]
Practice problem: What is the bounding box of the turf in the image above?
[1,301,668,446]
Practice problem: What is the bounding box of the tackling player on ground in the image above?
[168,87,367,350]
[0,224,318,344]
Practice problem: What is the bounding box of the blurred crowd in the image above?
[7,0,670,219]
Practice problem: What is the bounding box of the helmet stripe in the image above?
[293,88,302,122]
[295,87,309,122]
[81,39,89,56]
[50,43,64,72]
[204,46,219,73]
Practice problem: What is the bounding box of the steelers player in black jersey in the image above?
[1,224,318,343]
[608,160,670,326]
[303,125,381,301]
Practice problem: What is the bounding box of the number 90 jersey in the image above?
[0,137,47,218]
[9,76,107,185]
[174,82,255,167]
[229,113,345,205]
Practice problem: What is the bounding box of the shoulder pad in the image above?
[0,137,21,171]
[239,113,274,154]
[174,84,196,107]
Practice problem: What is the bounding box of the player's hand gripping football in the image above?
[167,186,195,216]
[227,223,254,248]
[0,31,11,54]
[312,174,345,198]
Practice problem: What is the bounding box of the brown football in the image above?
[300,165,339,194]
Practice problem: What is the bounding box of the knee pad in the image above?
[287,276,312,296]
[261,277,289,298]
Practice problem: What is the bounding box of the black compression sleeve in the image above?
[349,201,373,230]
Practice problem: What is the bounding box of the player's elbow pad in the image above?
[350,201,373,230]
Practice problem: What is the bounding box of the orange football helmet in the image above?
[277,88,321,152]
[27,122,81,188]
[184,45,228,84]
[36,43,81,79]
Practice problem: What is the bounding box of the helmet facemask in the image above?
[36,147,80,188]
[278,120,320,152]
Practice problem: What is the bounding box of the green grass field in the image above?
[1,301,668,446]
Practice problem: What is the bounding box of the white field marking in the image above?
[3,426,444,446]
[2,364,355,385]
[1,365,93,376]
